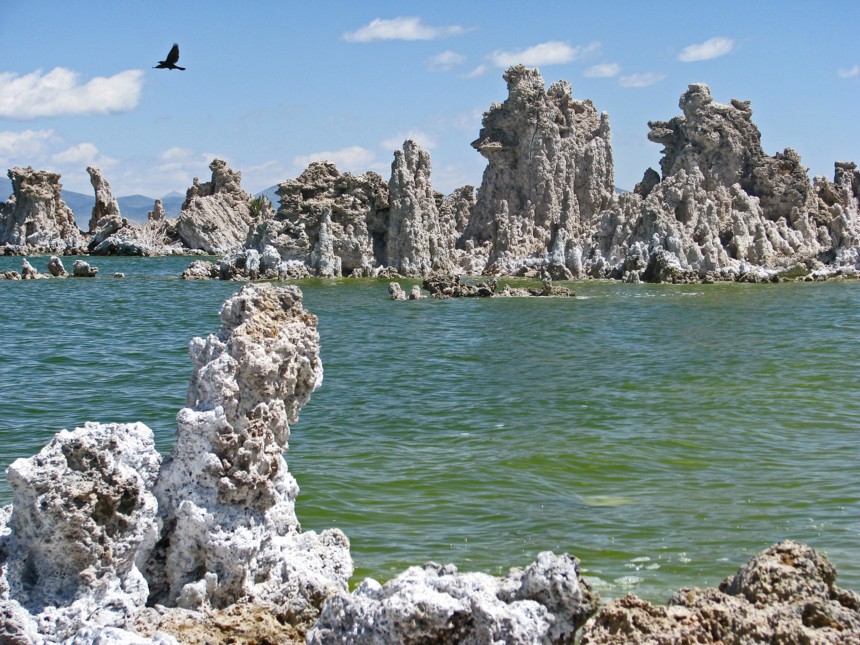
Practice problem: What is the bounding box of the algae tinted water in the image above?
[1,255,858,602]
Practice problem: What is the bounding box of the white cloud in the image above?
[584,62,621,78]
[489,41,600,68]
[428,50,466,72]
[837,64,860,78]
[0,129,57,163]
[0,68,145,119]
[466,64,489,78]
[619,72,666,88]
[51,142,116,167]
[380,130,437,151]
[678,37,734,62]
[293,146,376,172]
[343,17,467,42]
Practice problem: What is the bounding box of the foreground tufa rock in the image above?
[580,540,860,644]
[145,283,352,627]
[0,283,351,643]
[308,552,597,644]
[0,422,163,641]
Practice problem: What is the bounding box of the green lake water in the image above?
[1,255,858,603]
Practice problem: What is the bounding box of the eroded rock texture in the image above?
[580,541,860,644]
[386,140,456,275]
[0,166,84,252]
[589,84,860,282]
[247,161,389,276]
[0,422,162,642]
[308,552,598,644]
[147,283,352,627]
[176,159,256,253]
[460,64,615,277]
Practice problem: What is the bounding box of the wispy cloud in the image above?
[584,62,621,78]
[51,142,116,167]
[380,130,437,152]
[293,146,376,172]
[489,41,600,68]
[0,129,57,163]
[678,37,734,62]
[343,17,467,42]
[619,72,666,88]
[0,68,145,119]
[837,64,860,78]
[428,50,466,72]
[466,64,489,78]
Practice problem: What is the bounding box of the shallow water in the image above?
[1,255,858,602]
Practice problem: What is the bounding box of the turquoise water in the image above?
[1,255,859,603]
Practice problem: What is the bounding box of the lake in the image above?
[1,254,858,603]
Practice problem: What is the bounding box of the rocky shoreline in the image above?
[1,283,858,644]
[2,66,859,284]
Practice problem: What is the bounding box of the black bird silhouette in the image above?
[154,43,185,70]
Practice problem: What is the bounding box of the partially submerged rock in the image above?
[580,541,860,644]
[308,552,598,644]
[72,259,99,277]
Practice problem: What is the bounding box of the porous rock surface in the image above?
[386,140,456,275]
[0,284,351,643]
[246,161,390,276]
[145,283,352,626]
[0,422,162,642]
[460,64,615,278]
[0,166,85,253]
[580,540,860,644]
[587,85,860,282]
[308,552,598,644]
[176,159,256,254]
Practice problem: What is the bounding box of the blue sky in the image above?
[0,1,858,198]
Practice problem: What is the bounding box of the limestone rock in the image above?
[0,422,162,641]
[0,166,85,252]
[308,552,598,644]
[248,162,389,276]
[176,159,256,254]
[72,259,99,277]
[146,283,352,628]
[47,255,68,277]
[20,258,39,279]
[386,140,455,275]
[580,541,860,644]
[588,85,851,282]
[148,199,166,223]
[87,166,122,234]
[387,282,407,300]
[181,260,219,280]
[459,65,615,276]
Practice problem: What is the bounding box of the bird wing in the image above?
[166,43,180,65]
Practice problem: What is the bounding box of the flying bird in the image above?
[154,43,185,70]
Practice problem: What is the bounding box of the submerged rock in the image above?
[72,259,99,277]
[308,552,598,644]
[580,541,860,644]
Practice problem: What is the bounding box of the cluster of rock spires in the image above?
[3,65,858,283]
[1,283,859,643]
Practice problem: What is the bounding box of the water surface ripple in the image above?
[1,256,858,601]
